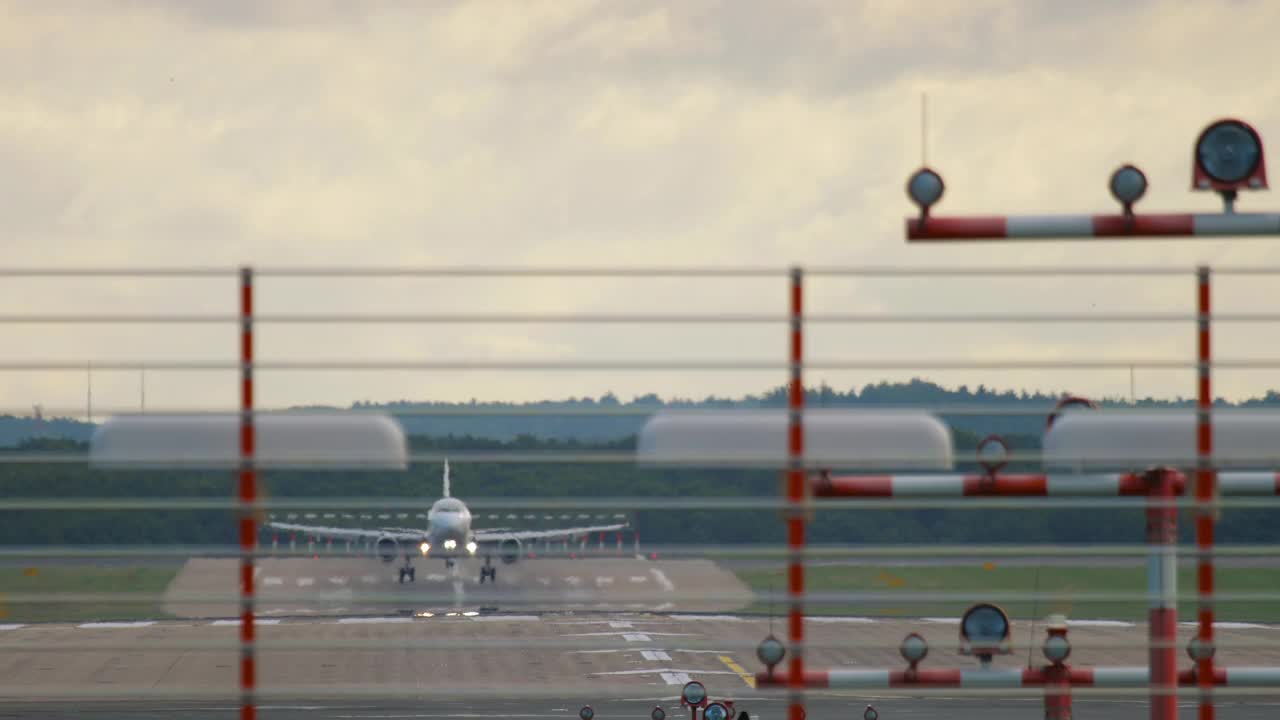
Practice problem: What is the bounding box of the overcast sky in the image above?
[2,1,1280,417]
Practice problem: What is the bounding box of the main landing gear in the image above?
[398,558,416,584]
[479,555,497,584]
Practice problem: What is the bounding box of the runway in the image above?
[163,557,751,617]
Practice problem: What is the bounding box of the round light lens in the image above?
[579,707,594,720]
[907,168,945,209]
[652,706,667,720]
[466,541,478,554]
[961,604,1010,644]
[976,435,1009,474]
[444,539,457,550]
[900,632,929,664]
[681,681,706,706]
[1187,637,1216,662]
[1109,164,1148,205]
[757,635,786,667]
[704,703,729,720]
[1043,634,1071,664]
[864,706,879,720]
[420,542,430,555]
[1197,120,1262,184]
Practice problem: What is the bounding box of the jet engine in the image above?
[499,537,522,564]
[375,536,399,563]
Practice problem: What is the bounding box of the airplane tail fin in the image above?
[443,458,451,498]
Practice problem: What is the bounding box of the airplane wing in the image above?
[265,521,425,543]
[473,523,628,544]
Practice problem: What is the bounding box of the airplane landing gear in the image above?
[445,558,456,569]
[479,556,496,584]
[398,563,416,584]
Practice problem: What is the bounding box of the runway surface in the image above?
[163,557,751,617]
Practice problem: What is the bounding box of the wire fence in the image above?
[1,264,1278,719]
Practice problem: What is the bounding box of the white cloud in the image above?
[0,0,1278,415]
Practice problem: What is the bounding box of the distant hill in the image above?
[8,379,1280,446]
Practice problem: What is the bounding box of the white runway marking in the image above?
[327,577,348,585]
[661,672,691,685]
[78,621,157,629]
[642,650,672,661]
[211,619,282,626]
[596,576,614,587]
[808,616,878,624]
[609,621,634,629]
[469,615,540,622]
[654,602,675,611]
[0,624,24,631]
[426,574,447,582]
[565,576,582,586]
[1072,620,1136,628]
[649,568,675,592]
[921,617,960,624]
[297,578,315,587]
[537,577,552,586]
[669,615,743,622]
[263,577,284,586]
[624,633,652,642]
[360,575,379,584]
[630,576,648,583]
[336,617,412,624]
[1178,621,1268,630]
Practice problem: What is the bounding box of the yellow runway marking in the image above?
[719,655,756,688]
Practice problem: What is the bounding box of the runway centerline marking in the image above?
[629,576,648,583]
[642,650,672,661]
[336,617,412,624]
[212,619,282,626]
[596,577,614,587]
[360,575,379,584]
[327,577,348,585]
[297,577,315,587]
[719,655,757,688]
[78,621,156,629]
[0,624,25,631]
[608,621,633,629]
[624,633,652,642]
[263,577,284,586]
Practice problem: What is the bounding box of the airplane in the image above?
[266,460,629,584]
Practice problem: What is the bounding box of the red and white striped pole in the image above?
[813,472,1276,497]
[1146,468,1180,720]
[1196,265,1217,720]
[906,213,1280,241]
[787,266,806,720]
[238,266,258,720]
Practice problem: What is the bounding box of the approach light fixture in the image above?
[1109,164,1148,212]
[1043,634,1071,665]
[680,680,707,707]
[1188,636,1216,663]
[651,706,666,720]
[863,706,880,720]
[1195,119,1265,189]
[579,706,594,720]
[906,167,945,216]
[757,635,786,669]
[976,435,1010,476]
[960,603,1012,660]
[703,703,730,720]
[899,632,929,667]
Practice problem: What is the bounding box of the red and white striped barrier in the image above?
[812,472,1280,498]
[906,213,1280,241]
[755,666,1280,689]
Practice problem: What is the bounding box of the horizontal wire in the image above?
[3,496,1278,511]
[0,311,1276,324]
[0,358,1227,370]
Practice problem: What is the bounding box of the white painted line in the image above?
[327,577,348,586]
[808,616,878,624]
[565,576,582,586]
[630,576,649,583]
[649,568,675,592]
[263,577,284,586]
[662,672,691,685]
[426,574,447,582]
[642,650,673,661]
[0,624,25,631]
[78,621,157,629]
[469,615,540,622]
[609,621,634,629]
[360,575,379,584]
[1070,620,1136,628]
[297,578,315,587]
[596,669,737,677]
[654,602,675,611]
[336,617,412,624]
[921,617,960,624]
[1178,621,1269,630]
[624,633,652,642]
[669,614,743,622]
[596,576,615,587]
[211,619,282,626]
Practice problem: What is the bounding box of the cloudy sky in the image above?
[2,0,1280,417]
